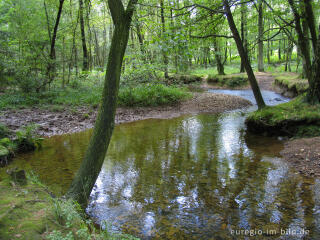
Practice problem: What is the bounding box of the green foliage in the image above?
[207,73,248,88]
[0,123,10,138]
[246,95,320,137]
[15,124,43,152]
[190,65,242,77]
[14,69,44,93]
[118,84,191,107]
[48,197,139,240]
[0,144,9,157]
[121,63,162,87]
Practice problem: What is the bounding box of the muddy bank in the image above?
[0,93,251,137]
[281,137,320,178]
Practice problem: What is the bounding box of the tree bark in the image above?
[79,0,89,71]
[43,0,65,91]
[240,0,248,73]
[160,0,169,78]
[66,0,137,207]
[223,0,266,109]
[257,0,264,72]
[213,38,225,75]
[289,0,320,103]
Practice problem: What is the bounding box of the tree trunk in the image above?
[240,0,248,73]
[160,0,169,78]
[66,0,138,207]
[223,0,266,109]
[288,0,320,103]
[43,0,65,91]
[213,38,225,75]
[257,0,264,72]
[79,0,89,71]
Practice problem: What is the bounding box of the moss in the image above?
[207,73,248,88]
[0,173,139,240]
[246,95,320,137]
[274,73,309,95]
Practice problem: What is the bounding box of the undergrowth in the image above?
[207,73,248,88]
[0,171,139,240]
[118,84,191,107]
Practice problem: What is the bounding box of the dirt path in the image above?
[0,93,251,137]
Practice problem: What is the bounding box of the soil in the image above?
[281,137,320,178]
[0,93,251,137]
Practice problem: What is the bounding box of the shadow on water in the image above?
[4,90,320,239]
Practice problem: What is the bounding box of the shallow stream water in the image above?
[6,90,320,239]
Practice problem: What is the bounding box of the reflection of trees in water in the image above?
[94,115,319,237]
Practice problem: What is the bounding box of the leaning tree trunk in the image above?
[223,0,266,109]
[66,0,138,207]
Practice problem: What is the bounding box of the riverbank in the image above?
[281,137,320,178]
[0,92,251,137]
[0,172,137,240]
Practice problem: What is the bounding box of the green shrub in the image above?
[14,124,43,153]
[121,64,161,87]
[166,74,202,85]
[207,73,248,88]
[118,84,191,107]
[0,123,10,138]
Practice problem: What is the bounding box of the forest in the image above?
[1,0,320,239]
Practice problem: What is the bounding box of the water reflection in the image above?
[86,113,320,239]
[5,111,320,239]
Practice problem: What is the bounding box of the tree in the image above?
[66,0,138,207]
[223,0,266,109]
[43,0,65,91]
[79,0,89,71]
[257,0,265,72]
[288,0,320,104]
[160,0,169,78]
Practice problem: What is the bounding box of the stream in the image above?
[7,90,320,239]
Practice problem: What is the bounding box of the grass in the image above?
[118,84,191,107]
[0,83,191,110]
[273,72,309,95]
[189,64,242,77]
[246,95,320,137]
[0,171,139,240]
